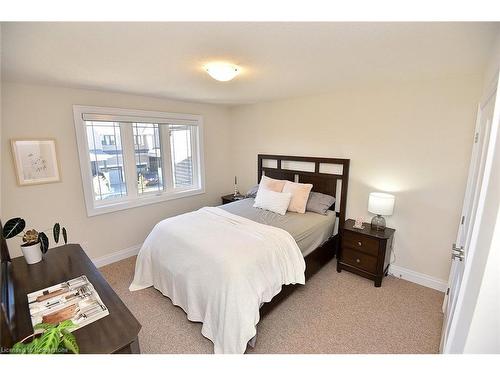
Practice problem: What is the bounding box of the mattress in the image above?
[220,198,336,257]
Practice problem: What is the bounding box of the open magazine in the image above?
[28,275,109,332]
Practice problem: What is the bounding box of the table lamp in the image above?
[233,176,241,198]
[368,192,395,231]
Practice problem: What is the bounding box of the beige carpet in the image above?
[100,257,444,354]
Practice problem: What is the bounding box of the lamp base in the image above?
[371,215,386,231]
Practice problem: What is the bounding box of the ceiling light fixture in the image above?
[204,62,240,82]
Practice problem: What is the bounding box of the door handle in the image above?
[451,244,465,261]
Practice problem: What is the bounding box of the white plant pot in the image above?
[20,242,43,264]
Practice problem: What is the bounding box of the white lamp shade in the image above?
[368,192,395,216]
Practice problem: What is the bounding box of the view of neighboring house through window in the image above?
[102,134,116,146]
[86,121,127,200]
[170,125,194,187]
[133,123,164,195]
[74,106,204,216]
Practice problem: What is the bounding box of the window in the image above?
[86,121,127,201]
[170,125,194,187]
[133,134,147,147]
[73,106,204,216]
[102,135,116,146]
[133,123,164,195]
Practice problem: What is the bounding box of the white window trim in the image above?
[73,105,205,217]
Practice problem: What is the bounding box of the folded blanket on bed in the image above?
[129,206,305,354]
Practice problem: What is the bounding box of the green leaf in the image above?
[34,322,56,331]
[27,337,44,354]
[61,330,79,354]
[53,223,60,243]
[62,227,68,244]
[11,342,28,354]
[2,218,26,239]
[36,328,60,354]
[11,319,80,354]
[39,232,49,254]
[57,320,76,330]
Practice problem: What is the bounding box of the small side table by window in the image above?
[337,219,395,287]
[221,194,246,205]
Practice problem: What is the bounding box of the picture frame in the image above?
[10,139,61,186]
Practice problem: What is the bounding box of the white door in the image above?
[440,77,499,352]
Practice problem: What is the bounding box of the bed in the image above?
[130,155,350,353]
[221,197,336,258]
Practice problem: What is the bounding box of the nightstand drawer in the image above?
[342,231,379,256]
[341,247,377,274]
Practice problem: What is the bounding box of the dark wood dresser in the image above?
[337,219,395,287]
[9,244,141,353]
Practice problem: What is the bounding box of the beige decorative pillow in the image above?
[259,175,286,192]
[282,181,313,213]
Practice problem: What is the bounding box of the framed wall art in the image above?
[11,139,61,186]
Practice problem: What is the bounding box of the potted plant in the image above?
[11,319,79,354]
[2,218,68,264]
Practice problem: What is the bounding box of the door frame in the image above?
[440,104,481,350]
[442,72,500,353]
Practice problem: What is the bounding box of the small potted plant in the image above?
[2,218,68,264]
[11,319,79,354]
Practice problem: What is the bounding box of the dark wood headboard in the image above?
[257,154,350,232]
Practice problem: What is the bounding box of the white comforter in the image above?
[129,206,305,354]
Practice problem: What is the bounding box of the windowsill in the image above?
[85,187,205,217]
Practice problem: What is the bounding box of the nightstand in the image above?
[337,219,395,287]
[221,194,246,205]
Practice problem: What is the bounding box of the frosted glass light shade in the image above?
[204,62,240,82]
[368,192,395,216]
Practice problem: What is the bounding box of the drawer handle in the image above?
[356,258,361,263]
[357,241,362,246]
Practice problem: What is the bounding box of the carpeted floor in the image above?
[100,257,444,354]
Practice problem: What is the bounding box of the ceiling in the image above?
[2,22,499,105]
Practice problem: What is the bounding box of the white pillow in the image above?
[258,175,286,192]
[282,181,313,214]
[253,189,292,215]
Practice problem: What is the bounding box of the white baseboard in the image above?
[389,264,448,292]
[92,244,142,268]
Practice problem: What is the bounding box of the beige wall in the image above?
[1,82,233,259]
[0,75,484,282]
[228,75,483,281]
[482,33,500,99]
